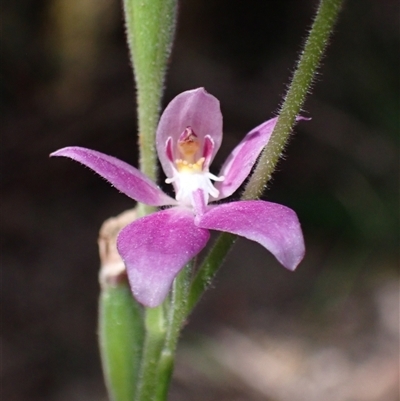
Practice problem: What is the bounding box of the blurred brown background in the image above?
[1,0,399,400]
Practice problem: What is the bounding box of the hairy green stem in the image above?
[188,233,236,312]
[123,0,177,183]
[135,305,167,401]
[188,0,344,309]
[101,1,178,400]
[242,0,344,199]
[155,263,193,399]
[123,0,177,216]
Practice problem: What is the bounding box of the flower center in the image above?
[165,126,224,210]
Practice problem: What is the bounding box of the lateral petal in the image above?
[196,200,305,271]
[214,118,278,199]
[51,147,176,206]
[156,88,223,178]
[117,208,210,307]
[215,117,308,200]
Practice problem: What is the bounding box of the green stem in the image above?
[123,0,177,183]
[99,281,145,401]
[135,305,167,401]
[188,0,344,309]
[101,2,178,400]
[155,263,193,399]
[135,265,192,401]
[242,0,344,200]
[188,233,236,312]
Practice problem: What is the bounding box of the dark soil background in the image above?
[1,0,399,400]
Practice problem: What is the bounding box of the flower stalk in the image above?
[191,0,345,306]
[242,0,344,200]
[101,0,178,399]
[188,233,236,311]
[135,305,167,401]
[156,263,193,399]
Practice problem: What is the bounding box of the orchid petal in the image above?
[214,118,277,200]
[51,147,176,206]
[117,208,210,307]
[215,117,308,200]
[196,201,305,271]
[156,88,223,178]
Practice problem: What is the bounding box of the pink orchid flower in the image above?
[51,88,305,307]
